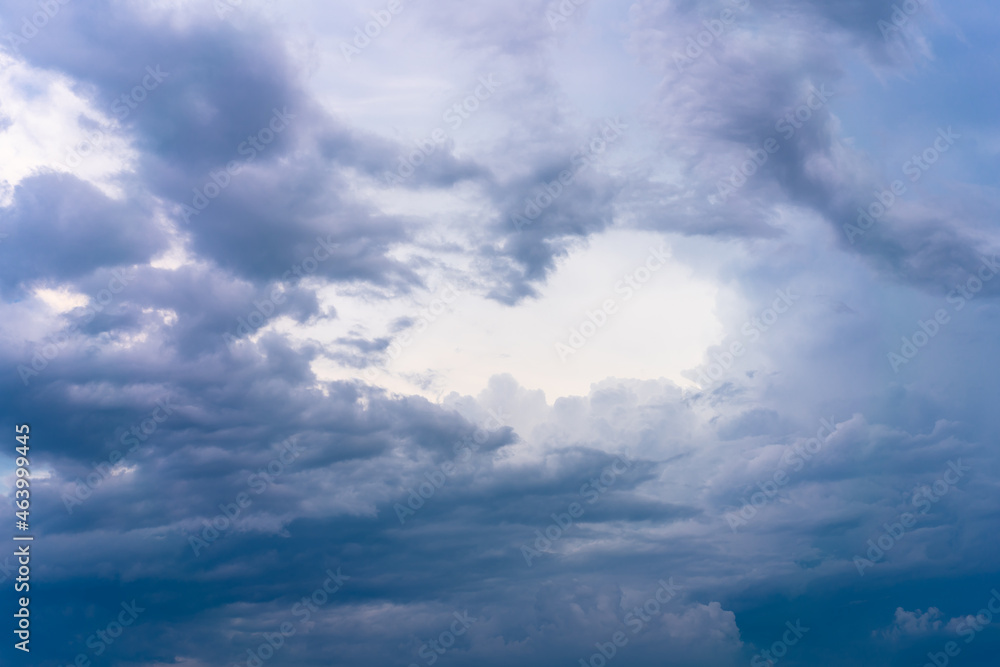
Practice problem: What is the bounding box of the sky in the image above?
[1,0,999,665]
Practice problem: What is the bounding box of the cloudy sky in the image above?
[1,0,999,665]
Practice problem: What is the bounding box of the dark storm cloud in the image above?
[16,363,996,667]
[485,162,623,303]
[0,0,440,290]
[0,172,166,291]
[624,0,1000,302]
[6,364,734,667]
[2,0,300,174]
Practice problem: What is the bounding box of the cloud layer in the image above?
[1,0,1000,665]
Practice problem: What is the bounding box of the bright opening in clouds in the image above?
[1,0,999,665]
[307,229,723,400]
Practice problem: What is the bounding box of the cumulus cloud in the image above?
[877,607,945,640]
